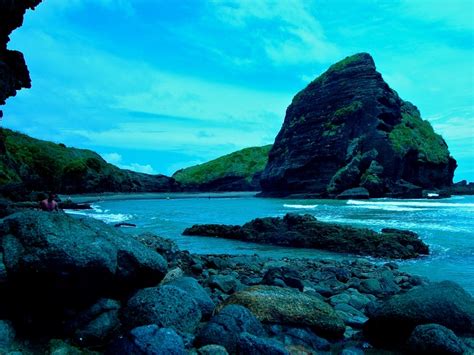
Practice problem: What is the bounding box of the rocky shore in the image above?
[183,213,429,259]
[0,211,472,354]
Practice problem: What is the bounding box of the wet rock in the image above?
[365,281,474,346]
[48,339,83,355]
[336,187,370,200]
[208,274,240,293]
[407,323,465,354]
[195,305,266,353]
[165,277,215,318]
[262,267,304,291]
[272,326,331,351]
[184,213,429,259]
[236,332,289,355]
[108,325,186,355]
[218,285,345,339]
[66,298,121,347]
[122,285,201,333]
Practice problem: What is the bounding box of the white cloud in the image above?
[100,152,157,174]
[210,0,339,65]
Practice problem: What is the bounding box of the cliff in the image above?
[260,53,456,198]
[0,0,42,118]
[173,145,272,191]
[0,128,179,199]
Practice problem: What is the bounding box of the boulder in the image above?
[336,187,370,200]
[208,274,240,293]
[195,305,266,353]
[122,285,201,333]
[184,213,429,259]
[65,298,121,347]
[165,277,215,318]
[406,324,465,354]
[236,332,289,355]
[0,211,167,331]
[107,325,186,355]
[218,285,345,339]
[364,281,474,345]
[197,344,229,355]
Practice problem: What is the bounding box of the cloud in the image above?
[100,152,156,174]
[398,0,474,30]
[210,0,339,65]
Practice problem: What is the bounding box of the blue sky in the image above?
[2,0,473,180]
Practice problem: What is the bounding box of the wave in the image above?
[65,209,133,224]
[347,200,474,209]
[349,205,425,212]
[283,204,318,209]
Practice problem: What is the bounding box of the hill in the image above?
[0,128,178,199]
[173,145,272,191]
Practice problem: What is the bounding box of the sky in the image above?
[2,0,473,181]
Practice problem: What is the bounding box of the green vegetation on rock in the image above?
[333,101,363,119]
[173,145,272,186]
[389,113,450,164]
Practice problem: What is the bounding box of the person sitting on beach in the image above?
[40,193,59,212]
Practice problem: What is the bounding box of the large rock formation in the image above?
[0,0,42,118]
[173,145,272,192]
[0,128,180,199]
[260,53,456,198]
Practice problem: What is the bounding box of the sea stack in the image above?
[260,53,456,198]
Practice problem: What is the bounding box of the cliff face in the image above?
[0,129,179,199]
[173,145,272,192]
[260,53,456,197]
[0,0,41,118]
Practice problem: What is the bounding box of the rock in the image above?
[0,320,15,351]
[66,298,121,347]
[218,285,345,339]
[273,326,331,351]
[236,332,289,355]
[0,211,167,332]
[208,274,240,293]
[0,1,42,117]
[364,281,474,345]
[184,213,429,259]
[165,277,215,318]
[48,339,83,355]
[161,267,185,284]
[197,344,229,355]
[406,324,465,354]
[108,325,186,355]
[336,187,370,200]
[259,53,456,198]
[195,305,266,353]
[262,267,304,291]
[122,285,202,333]
[133,233,181,263]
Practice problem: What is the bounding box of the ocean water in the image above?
[66,193,474,294]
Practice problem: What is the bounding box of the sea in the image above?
[66,193,474,294]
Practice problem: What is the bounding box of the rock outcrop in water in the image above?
[0,128,179,199]
[0,0,42,118]
[260,53,457,198]
[183,213,429,259]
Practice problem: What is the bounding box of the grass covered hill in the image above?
[0,128,178,198]
[173,145,272,191]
